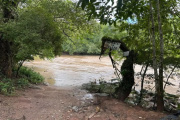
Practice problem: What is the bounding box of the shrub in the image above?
[0,78,15,95]
[0,66,44,95]
[15,78,29,88]
[19,66,44,84]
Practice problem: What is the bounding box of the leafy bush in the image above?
[0,78,15,95]
[15,78,29,88]
[19,66,44,84]
[0,66,44,95]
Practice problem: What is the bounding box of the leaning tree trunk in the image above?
[156,0,164,111]
[100,37,135,101]
[117,50,135,101]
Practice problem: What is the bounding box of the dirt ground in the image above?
[0,84,167,120]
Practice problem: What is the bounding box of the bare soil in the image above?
[0,84,167,120]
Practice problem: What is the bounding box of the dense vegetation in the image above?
[78,0,180,111]
[0,66,44,95]
[0,0,98,94]
[63,25,120,55]
[0,0,180,112]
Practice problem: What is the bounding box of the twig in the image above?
[164,65,177,90]
[138,62,149,104]
[62,30,75,45]
[108,51,121,79]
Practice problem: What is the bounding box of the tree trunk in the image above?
[0,1,17,77]
[100,37,135,101]
[0,40,13,78]
[149,0,159,109]
[116,50,135,101]
[156,0,164,111]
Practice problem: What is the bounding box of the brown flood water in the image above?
[24,55,179,95]
[24,55,116,87]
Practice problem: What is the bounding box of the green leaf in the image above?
[90,0,96,3]
[82,0,89,10]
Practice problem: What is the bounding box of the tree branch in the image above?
[62,30,75,45]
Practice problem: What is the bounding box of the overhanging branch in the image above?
[62,30,75,45]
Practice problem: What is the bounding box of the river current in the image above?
[24,55,179,95]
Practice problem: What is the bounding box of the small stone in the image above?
[29,84,41,89]
[43,82,49,86]
[67,116,70,120]
[96,106,100,112]
[72,106,79,112]
[139,117,142,119]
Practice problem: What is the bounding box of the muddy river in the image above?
[25,55,180,95]
[25,55,116,87]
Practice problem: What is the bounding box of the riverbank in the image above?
[0,84,166,120]
[3,55,176,120]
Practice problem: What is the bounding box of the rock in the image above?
[82,94,94,100]
[96,106,100,112]
[43,82,49,86]
[15,115,26,120]
[29,84,41,89]
[160,111,180,120]
[81,83,92,90]
[72,106,79,112]
[100,84,115,94]
[145,102,154,109]
[160,115,179,120]
[95,93,109,97]
[88,112,96,119]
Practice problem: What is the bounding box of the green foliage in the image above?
[0,0,102,93]
[0,0,97,76]
[0,66,44,95]
[78,0,180,109]
[32,0,101,55]
[19,67,44,84]
[63,27,102,54]
[15,78,29,88]
[1,5,63,62]
[78,0,180,67]
[82,81,119,95]
[63,24,128,55]
[78,0,145,25]
[0,78,15,95]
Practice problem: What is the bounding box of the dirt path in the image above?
[0,55,171,120]
[0,85,166,120]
